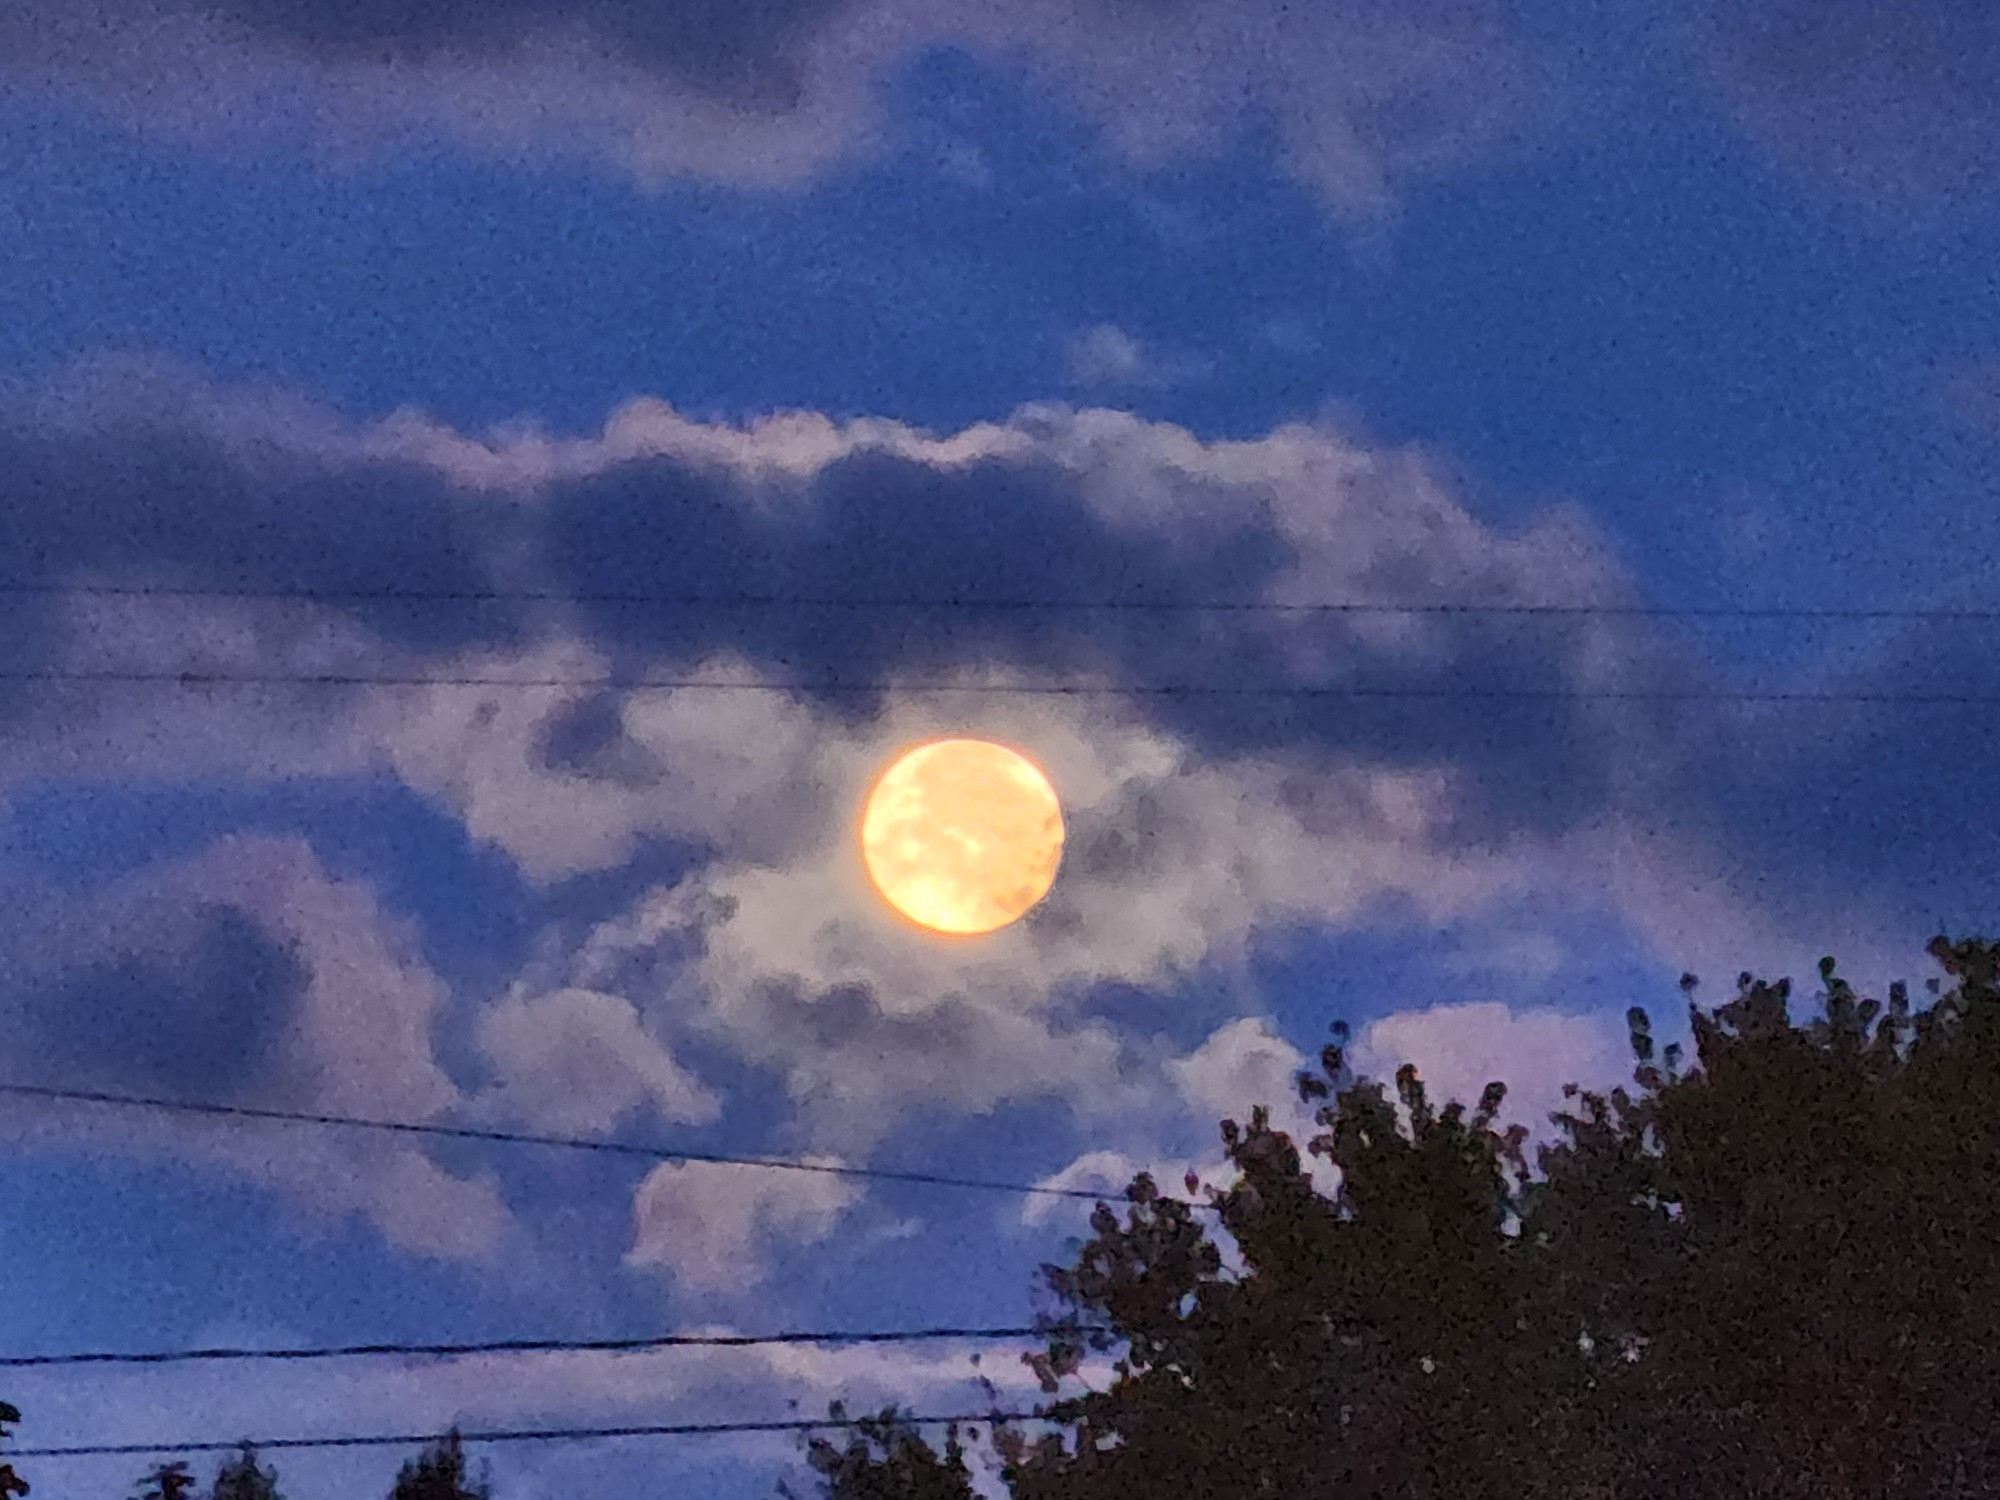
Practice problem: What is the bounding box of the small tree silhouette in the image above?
[780,1403,977,1500]
[210,1442,283,1500]
[389,1429,489,1500]
[132,1460,197,1500]
[0,1401,29,1499]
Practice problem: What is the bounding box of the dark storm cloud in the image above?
[0,416,526,665]
[0,382,1702,853]
[537,442,1697,842]
[540,692,669,786]
[3,902,307,1100]
[542,446,1295,681]
[8,376,1972,957]
[193,0,846,106]
[1689,0,2000,209]
[0,0,1546,214]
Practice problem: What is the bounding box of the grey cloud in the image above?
[625,1153,860,1293]
[554,717,1546,1165]
[471,985,722,1135]
[6,366,1987,1078]
[527,436,1704,849]
[1688,0,2000,211]
[539,693,670,787]
[34,907,306,1100]
[0,884,308,1103]
[703,973,1150,1157]
[195,0,845,107]
[0,0,1548,215]
[0,1308,1061,1498]
[6,368,1992,1284]
[540,445,1293,680]
[0,400,528,675]
[0,833,513,1259]
[0,366,1801,883]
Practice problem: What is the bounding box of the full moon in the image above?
[860,738,1065,936]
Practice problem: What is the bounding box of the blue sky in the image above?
[0,2,1996,1496]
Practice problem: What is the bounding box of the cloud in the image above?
[426,395,1684,852]
[1022,1148,1166,1231]
[206,0,847,106]
[1169,1014,1311,1129]
[21,903,305,1101]
[0,834,512,1260]
[1349,999,1633,1145]
[1062,325,1211,393]
[470,985,723,1135]
[0,0,1553,219]
[1022,1015,1337,1233]
[0,357,1981,1289]
[552,693,1539,1158]
[1436,928,1570,987]
[1022,998,1637,1250]
[625,1156,862,1293]
[1681,0,2000,214]
[971,0,1555,220]
[0,353,523,658]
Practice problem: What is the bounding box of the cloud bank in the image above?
[0,356,1974,1287]
[6,0,1984,225]
[0,0,1548,218]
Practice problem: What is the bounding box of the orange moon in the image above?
[860,739,1065,936]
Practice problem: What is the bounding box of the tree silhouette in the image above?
[778,1404,979,1500]
[0,1401,28,1500]
[210,1442,283,1500]
[389,1429,490,1500]
[994,1051,1552,1499]
[786,932,2000,1498]
[132,1460,197,1500]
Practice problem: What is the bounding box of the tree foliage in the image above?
[0,1401,27,1500]
[778,1404,980,1500]
[787,932,2000,1498]
[132,1460,197,1500]
[210,1442,283,1500]
[389,1430,490,1500]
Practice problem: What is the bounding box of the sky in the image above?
[0,1,1996,1496]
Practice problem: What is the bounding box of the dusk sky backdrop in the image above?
[0,2,1997,1496]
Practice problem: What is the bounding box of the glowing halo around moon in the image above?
[860,738,1065,936]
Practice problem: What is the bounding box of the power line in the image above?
[6,1310,1388,1374]
[5,1410,1053,1460]
[0,1081,1186,1208]
[0,1329,1109,1371]
[0,1326,1119,1369]
[9,578,2000,621]
[0,666,1992,705]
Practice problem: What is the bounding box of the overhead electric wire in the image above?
[7,577,2000,620]
[9,578,1990,701]
[4,1410,1054,1461]
[0,1326,1121,1369]
[0,665,1991,705]
[0,1081,1203,1209]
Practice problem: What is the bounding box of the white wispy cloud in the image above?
[1062,324,1211,393]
